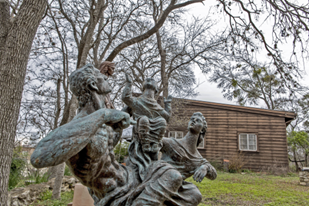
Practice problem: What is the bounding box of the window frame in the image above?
[168,131,183,139]
[237,132,259,152]
[197,136,205,149]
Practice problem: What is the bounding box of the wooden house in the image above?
[166,98,296,171]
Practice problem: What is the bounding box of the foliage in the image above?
[188,172,309,206]
[298,93,309,131]
[288,131,309,167]
[208,160,224,171]
[228,152,247,173]
[64,165,72,176]
[114,141,130,163]
[8,146,50,190]
[209,59,301,110]
[8,146,28,190]
[30,190,74,206]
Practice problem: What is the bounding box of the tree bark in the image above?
[52,162,66,199]
[293,150,299,172]
[155,31,169,98]
[0,0,47,205]
[51,94,78,199]
[47,165,58,181]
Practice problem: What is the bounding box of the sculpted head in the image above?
[99,61,115,77]
[188,112,207,146]
[142,78,158,94]
[69,64,111,108]
[137,116,167,160]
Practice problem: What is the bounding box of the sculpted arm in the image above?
[121,73,137,108]
[31,109,130,168]
[193,159,217,182]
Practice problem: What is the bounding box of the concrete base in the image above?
[70,183,94,206]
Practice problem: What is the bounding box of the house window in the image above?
[197,137,204,149]
[169,131,183,139]
[239,133,257,151]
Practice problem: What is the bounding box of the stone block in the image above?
[300,182,306,186]
[72,183,94,206]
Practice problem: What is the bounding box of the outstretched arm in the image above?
[31,109,130,168]
[164,95,172,115]
[122,73,137,108]
[193,161,217,182]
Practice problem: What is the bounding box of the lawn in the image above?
[187,171,309,206]
[29,172,308,206]
[30,190,74,206]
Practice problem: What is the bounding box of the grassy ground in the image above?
[29,172,308,206]
[30,190,74,206]
[187,171,309,206]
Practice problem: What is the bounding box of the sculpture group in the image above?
[31,64,217,206]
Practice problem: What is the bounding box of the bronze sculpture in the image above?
[31,64,217,206]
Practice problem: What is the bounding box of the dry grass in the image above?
[187,171,309,206]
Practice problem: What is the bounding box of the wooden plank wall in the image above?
[168,103,288,171]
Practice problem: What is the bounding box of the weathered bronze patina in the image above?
[31,64,217,206]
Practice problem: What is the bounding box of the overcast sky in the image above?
[186,1,309,107]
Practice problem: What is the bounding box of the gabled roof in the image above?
[177,98,296,124]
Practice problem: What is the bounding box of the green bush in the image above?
[208,160,223,171]
[114,141,129,163]
[8,146,27,190]
[64,165,72,176]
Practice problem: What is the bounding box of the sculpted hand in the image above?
[164,95,172,104]
[205,164,217,180]
[105,110,131,132]
[193,165,207,183]
[125,73,133,84]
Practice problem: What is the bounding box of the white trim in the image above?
[197,137,204,149]
[239,133,257,151]
[168,131,183,139]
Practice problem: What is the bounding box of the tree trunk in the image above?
[293,150,299,172]
[0,1,47,205]
[155,31,169,98]
[52,163,66,199]
[50,94,78,199]
[47,165,58,181]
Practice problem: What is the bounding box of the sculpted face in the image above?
[188,115,204,134]
[141,141,162,161]
[92,72,112,94]
[143,78,158,93]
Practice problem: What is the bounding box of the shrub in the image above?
[64,165,72,176]
[228,152,247,173]
[8,146,27,190]
[114,141,129,163]
[208,160,223,171]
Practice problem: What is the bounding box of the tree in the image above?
[0,0,47,204]
[17,0,207,200]
[113,15,227,107]
[209,57,299,109]
[288,131,309,170]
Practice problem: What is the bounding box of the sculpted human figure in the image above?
[31,64,132,200]
[161,112,217,182]
[30,64,201,206]
[122,73,172,122]
[98,61,115,109]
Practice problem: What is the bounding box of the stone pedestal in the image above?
[72,183,94,206]
[299,171,309,186]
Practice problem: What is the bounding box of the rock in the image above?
[7,176,78,206]
[299,170,309,187]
